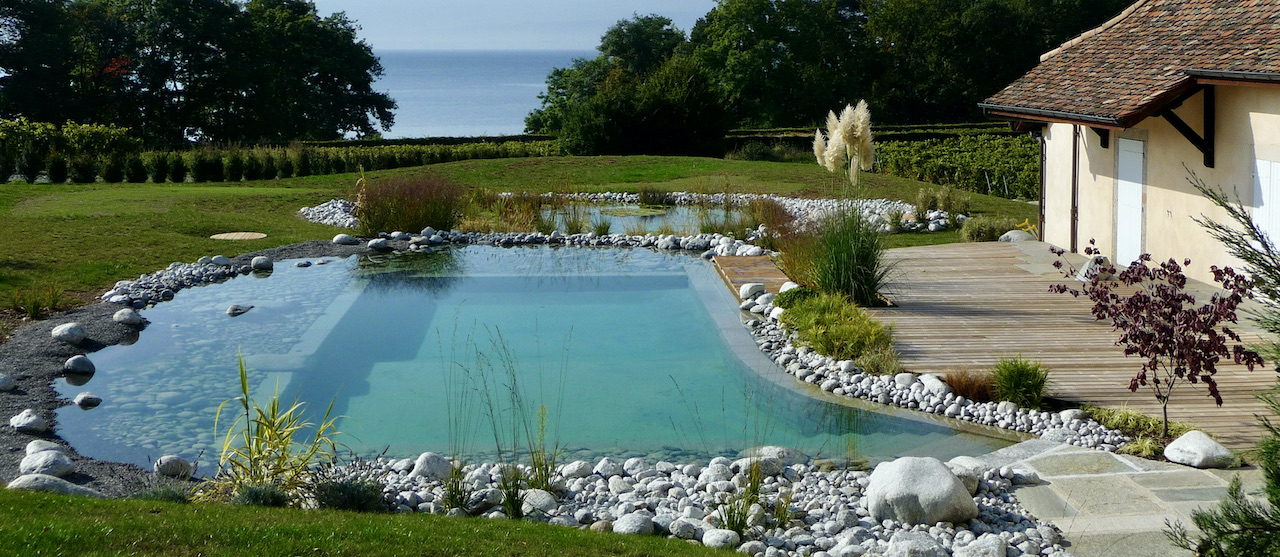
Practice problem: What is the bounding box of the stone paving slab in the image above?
[987,440,1265,557]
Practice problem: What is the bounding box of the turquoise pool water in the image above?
[56,246,1012,469]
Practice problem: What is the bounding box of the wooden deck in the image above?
[862,241,1277,450]
[713,256,792,300]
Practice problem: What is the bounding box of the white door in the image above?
[1116,139,1145,266]
[1255,159,1280,242]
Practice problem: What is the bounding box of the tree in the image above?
[689,0,873,128]
[0,0,395,146]
[525,14,687,136]
[0,1,79,124]
[599,14,685,77]
[1050,241,1264,438]
[238,0,394,142]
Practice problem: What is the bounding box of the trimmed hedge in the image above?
[875,134,1040,200]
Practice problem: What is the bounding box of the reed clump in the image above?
[354,175,464,236]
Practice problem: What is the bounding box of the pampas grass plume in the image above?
[813,129,827,168]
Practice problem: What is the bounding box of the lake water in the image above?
[375,50,594,138]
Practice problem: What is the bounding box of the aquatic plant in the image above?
[354,175,464,236]
[196,354,339,505]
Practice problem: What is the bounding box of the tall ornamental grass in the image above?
[195,354,339,505]
[782,210,891,307]
[991,356,1049,409]
[354,175,464,236]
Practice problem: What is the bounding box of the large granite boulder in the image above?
[866,457,978,525]
[612,512,654,535]
[7,474,103,498]
[408,452,452,481]
[1164,431,1234,469]
[154,455,193,480]
[9,409,48,434]
[20,450,74,477]
[885,530,948,557]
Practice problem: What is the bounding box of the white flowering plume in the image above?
[813,100,875,191]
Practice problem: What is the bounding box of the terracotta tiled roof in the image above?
[982,0,1280,127]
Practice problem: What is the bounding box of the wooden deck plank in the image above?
[861,241,1277,450]
[712,256,791,300]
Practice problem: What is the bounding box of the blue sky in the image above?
[310,0,718,51]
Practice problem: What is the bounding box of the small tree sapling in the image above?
[1050,240,1263,438]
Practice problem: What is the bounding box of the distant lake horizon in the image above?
[373,50,594,139]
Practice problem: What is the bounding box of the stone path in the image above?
[975,439,1267,557]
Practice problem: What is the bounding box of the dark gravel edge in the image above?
[0,239,379,497]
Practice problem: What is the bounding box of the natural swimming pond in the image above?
[56,246,1013,470]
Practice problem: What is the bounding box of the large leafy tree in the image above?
[689,0,873,128]
[0,0,394,146]
[526,14,686,136]
[865,0,1132,123]
[0,1,80,124]
[599,14,685,77]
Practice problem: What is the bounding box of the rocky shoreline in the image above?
[3,198,1113,555]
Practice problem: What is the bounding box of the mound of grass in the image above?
[1084,405,1196,442]
[991,356,1048,409]
[945,368,995,402]
[779,292,895,362]
[961,215,1022,242]
[779,210,892,307]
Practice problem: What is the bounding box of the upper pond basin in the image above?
[56,245,1013,470]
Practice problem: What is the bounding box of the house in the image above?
[980,0,1280,283]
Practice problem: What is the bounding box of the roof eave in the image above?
[978,103,1126,130]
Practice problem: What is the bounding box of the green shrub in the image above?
[855,345,905,375]
[147,152,170,183]
[773,286,817,309]
[69,153,98,183]
[637,187,672,206]
[293,147,315,177]
[807,210,892,307]
[276,152,294,179]
[244,151,267,180]
[876,134,1040,200]
[224,151,245,182]
[16,147,44,183]
[1084,405,1195,441]
[961,215,1021,242]
[233,483,290,507]
[354,176,464,236]
[101,155,125,183]
[991,356,1048,409]
[124,154,148,183]
[46,153,68,183]
[591,216,611,236]
[313,478,387,513]
[189,151,224,182]
[779,293,894,361]
[166,153,187,183]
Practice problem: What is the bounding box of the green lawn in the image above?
[0,490,727,556]
[0,155,1036,315]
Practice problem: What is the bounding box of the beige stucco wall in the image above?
[1040,85,1280,283]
